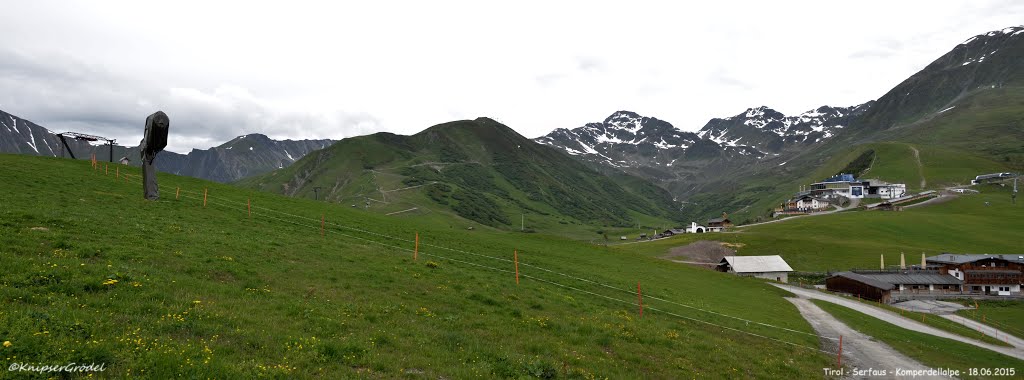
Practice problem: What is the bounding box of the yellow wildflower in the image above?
[3,341,11,347]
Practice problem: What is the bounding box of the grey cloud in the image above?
[0,49,380,153]
[534,72,566,86]
[576,56,605,72]
[707,69,752,90]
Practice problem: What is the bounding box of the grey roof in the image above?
[927,253,1024,265]
[720,256,793,273]
[854,271,963,285]
[831,271,962,288]
[830,272,896,290]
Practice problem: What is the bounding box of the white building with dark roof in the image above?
[717,255,793,283]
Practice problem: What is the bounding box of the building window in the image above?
[999,286,1010,292]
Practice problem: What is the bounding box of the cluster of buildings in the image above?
[624,215,734,241]
[826,253,1023,303]
[657,216,732,238]
[775,173,908,215]
[706,251,1022,302]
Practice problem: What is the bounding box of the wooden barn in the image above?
[826,271,965,303]
[826,272,895,303]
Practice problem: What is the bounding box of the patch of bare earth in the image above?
[662,240,743,269]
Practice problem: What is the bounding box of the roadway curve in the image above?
[773,284,1024,360]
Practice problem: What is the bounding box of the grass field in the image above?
[954,300,1024,340]
[620,183,1023,272]
[0,154,838,378]
[812,301,1023,379]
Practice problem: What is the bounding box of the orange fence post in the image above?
[115,166,119,180]
[105,164,108,175]
[838,335,843,368]
[514,249,519,285]
[414,232,419,260]
[637,281,643,318]
[203,188,208,207]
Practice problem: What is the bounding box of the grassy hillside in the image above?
[0,154,838,378]
[623,182,1022,272]
[886,85,1024,170]
[679,137,1012,225]
[239,118,682,236]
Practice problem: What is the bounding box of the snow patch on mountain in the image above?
[27,132,38,153]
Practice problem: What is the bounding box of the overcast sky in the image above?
[1,1,1022,153]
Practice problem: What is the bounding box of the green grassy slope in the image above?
[239,118,682,235]
[621,183,1023,272]
[813,301,1023,379]
[1,154,836,378]
[886,85,1024,170]
[681,138,1011,225]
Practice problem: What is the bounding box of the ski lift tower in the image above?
[57,132,116,162]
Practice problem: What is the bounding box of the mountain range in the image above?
[537,25,1024,223]
[0,108,333,183]
[3,25,1022,228]
[239,117,682,229]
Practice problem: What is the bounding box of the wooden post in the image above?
[176,187,180,200]
[203,188,208,207]
[414,232,419,260]
[637,281,643,318]
[247,198,251,218]
[321,214,325,237]
[838,335,843,368]
[115,166,119,180]
[105,164,108,175]
[514,249,519,285]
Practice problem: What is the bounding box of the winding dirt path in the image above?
[908,145,926,189]
[774,284,1024,360]
[785,298,940,379]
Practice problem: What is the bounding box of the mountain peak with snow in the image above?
[697,102,872,152]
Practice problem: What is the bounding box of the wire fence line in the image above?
[185,192,835,355]
[118,177,840,356]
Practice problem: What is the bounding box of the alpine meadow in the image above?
[2,3,1024,379]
